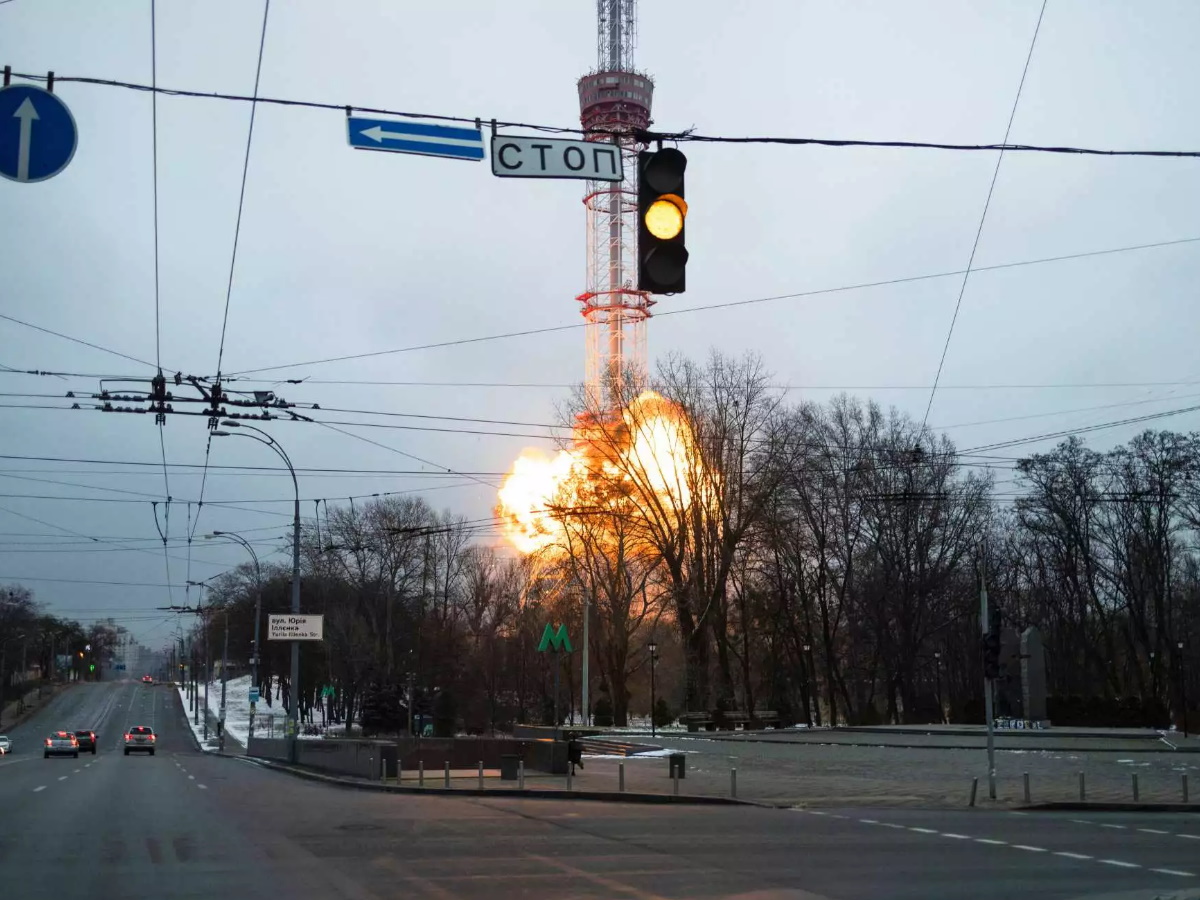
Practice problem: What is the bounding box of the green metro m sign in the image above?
[537,623,573,653]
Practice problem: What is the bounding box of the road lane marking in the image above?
[1100,823,1126,829]
[1055,852,1092,860]
[73,769,81,773]
[1099,859,1140,869]
[879,822,905,829]
[57,775,67,781]
[1013,845,1048,853]
[1138,828,1168,835]
[188,774,195,780]
[1180,834,1200,840]
[197,784,207,790]
[1151,868,1195,877]
[941,833,971,840]
[33,785,45,792]
[859,818,878,824]
[976,838,1007,846]
[908,827,938,834]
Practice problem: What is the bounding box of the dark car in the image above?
[73,729,97,754]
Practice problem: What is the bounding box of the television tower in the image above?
[576,0,654,412]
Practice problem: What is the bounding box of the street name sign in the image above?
[268,614,324,641]
[347,117,484,161]
[492,135,622,182]
[0,85,78,183]
[249,686,260,704]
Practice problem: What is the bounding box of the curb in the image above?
[1019,801,1200,813]
[697,735,1200,754]
[231,755,769,807]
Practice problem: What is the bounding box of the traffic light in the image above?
[637,148,688,294]
[89,664,95,672]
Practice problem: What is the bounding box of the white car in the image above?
[0,735,10,754]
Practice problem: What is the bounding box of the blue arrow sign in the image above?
[0,85,78,183]
[347,117,484,161]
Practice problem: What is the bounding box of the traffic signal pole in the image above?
[981,551,996,800]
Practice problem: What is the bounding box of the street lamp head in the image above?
[220,420,242,428]
[648,640,658,654]
[211,430,231,437]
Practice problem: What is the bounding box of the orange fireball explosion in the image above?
[496,391,699,555]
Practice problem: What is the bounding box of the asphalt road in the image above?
[3,681,1200,899]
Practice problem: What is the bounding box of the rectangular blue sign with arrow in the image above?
[347,117,484,162]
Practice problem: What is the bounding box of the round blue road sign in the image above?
[0,84,78,183]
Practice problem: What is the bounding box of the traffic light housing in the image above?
[637,148,688,294]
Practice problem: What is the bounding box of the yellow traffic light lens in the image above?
[645,195,686,240]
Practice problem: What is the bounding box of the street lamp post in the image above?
[205,530,263,747]
[1180,640,1189,739]
[934,651,943,723]
[648,639,659,738]
[213,421,301,763]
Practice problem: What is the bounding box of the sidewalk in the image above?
[0,682,67,732]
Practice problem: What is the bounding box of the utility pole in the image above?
[981,544,997,801]
[219,608,229,752]
[582,595,590,726]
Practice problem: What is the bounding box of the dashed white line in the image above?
[1138,828,1169,835]
[1100,823,1127,830]
[1054,852,1092,860]
[878,823,906,829]
[1180,834,1200,841]
[827,814,847,820]
[1013,845,1048,853]
[975,838,1007,846]
[188,774,195,780]
[1151,868,1195,877]
[1099,859,1140,869]
[859,818,878,825]
[73,769,80,773]
[32,785,45,792]
[57,776,67,782]
[197,784,207,790]
[941,833,971,840]
[908,827,938,834]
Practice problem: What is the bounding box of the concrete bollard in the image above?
[969,777,978,807]
[419,760,424,787]
[444,761,450,789]
[518,759,525,790]
[1078,772,1085,801]
[673,770,680,797]
[1023,772,1030,804]
[397,759,402,786]
[619,761,625,793]
[1132,773,1139,802]
[478,761,484,792]
[731,766,738,799]
[1183,773,1189,803]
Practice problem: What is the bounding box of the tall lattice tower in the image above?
[576,0,654,412]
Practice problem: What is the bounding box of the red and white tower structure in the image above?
[577,0,654,411]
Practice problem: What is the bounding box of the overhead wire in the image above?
[226,233,1200,376]
[188,0,271,608]
[149,0,175,610]
[922,0,1047,430]
[7,68,1200,159]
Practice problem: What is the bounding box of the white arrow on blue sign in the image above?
[347,117,484,161]
[0,85,78,183]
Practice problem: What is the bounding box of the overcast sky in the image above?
[2,0,1200,646]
